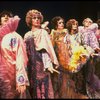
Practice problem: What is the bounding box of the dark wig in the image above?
[0,10,13,18]
[51,16,65,30]
[0,10,13,25]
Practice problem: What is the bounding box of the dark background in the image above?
[0,1,100,37]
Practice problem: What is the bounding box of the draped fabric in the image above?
[25,37,54,99]
[24,29,59,68]
[50,29,70,70]
[50,29,89,99]
[50,30,76,98]
[79,24,100,99]
[85,57,100,99]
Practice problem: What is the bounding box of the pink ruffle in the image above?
[0,16,20,39]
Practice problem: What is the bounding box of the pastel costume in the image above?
[0,16,29,98]
[78,24,100,98]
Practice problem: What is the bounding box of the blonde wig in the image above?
[82,18,93,25]
[26,9,43,28]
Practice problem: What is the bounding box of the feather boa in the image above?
[64,33,90,73]
[68,45,89,73]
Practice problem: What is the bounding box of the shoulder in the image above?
[89,23,98,29]
[3,31,19,38]
[1,32,20,47]
[63,29,68,33]
[51,29,55,32]
[41,28,48,33]
[24,31,32,39]
[77,32,82,36]
[78,26,84,32]
[50,29,56,34]
[40,29,49,36]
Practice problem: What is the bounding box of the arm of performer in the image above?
[16,37,29,94]
[42,51,60,74]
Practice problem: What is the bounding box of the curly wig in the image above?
[25,9,43,28]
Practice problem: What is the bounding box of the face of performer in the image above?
[83,18,92,27]
[72,22,78,30]
[0,14,10,25]
[57,19,64,30]
[31,15,41,28]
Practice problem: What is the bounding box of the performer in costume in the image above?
[24,9,59,99]
[50,17,88,99]
[79,18,100,99]
[0,11,29,99]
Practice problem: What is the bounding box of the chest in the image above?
[1,33,18,52]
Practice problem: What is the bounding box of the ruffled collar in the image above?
[0,16,20,41]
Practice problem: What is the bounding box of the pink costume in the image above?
[0,16,29,98]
